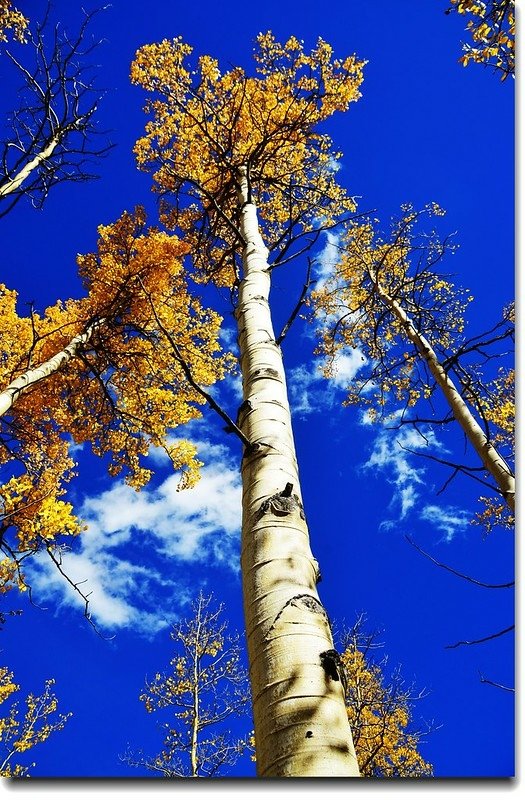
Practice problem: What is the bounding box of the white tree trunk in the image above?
[190,599,201,777]
[236,168,359,777]
[0,134,61,199]
[374,279,515,510]
[0,319,101,417]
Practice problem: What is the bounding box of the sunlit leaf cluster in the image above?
[313,204,470,415]
[131,33,364,286]
[0,0,27,43]
[0,669,70,776]
[448,0,514,79]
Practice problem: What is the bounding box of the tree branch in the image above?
[446,625,514,650]
[478,672,514,693]
[405,536,514,589]
[276,259,314,345]
[138,276,251,448]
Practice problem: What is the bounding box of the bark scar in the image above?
[256,483,305,520]
[236,399,253,427]
[264,593,328,640]
[252,367,279,380]
[320,649,348,695]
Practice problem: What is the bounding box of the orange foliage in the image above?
[0,209,230,592]
[342,635,433,776]
[448,1,514,78]
[0,0,28,43]
[131,33,364,286]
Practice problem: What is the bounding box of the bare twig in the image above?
[276,258,314,345]
[405,536,514,589]
[446,625,514,649]
[478,672,514,693]
[45,544,115,640]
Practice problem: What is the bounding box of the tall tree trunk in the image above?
[0,319,101,417]
[371,275,515,510]
[236,167,360,777]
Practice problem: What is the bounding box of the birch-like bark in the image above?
[0,134,61,199]
[190,605,201,777]
[236,167,359,777]
[371,276,515,510]
[0,319,102,417]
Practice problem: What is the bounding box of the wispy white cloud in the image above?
[328,351,368,389]
[219,322,239,353]
[316,230,342,285]
[218,369,243,402]
[363,417,470,541]
[288,350,366,417]
[364,423,430,521]
[26,438,242,635]
[420,504,471,543]
[286,229,366,416]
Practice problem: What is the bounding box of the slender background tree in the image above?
[0,667,70,777]
[123,593,251,778]
[312,204,515,525]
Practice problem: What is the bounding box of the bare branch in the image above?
[478,672,514,693]
[446,625,514,650]
[276,258,314,346]
[405,536,514,589]
[45,544,115,641]
[0,6,114,215]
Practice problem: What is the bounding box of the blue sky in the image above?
[0,0,515,786]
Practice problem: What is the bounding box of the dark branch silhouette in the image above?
[0,6,113,217]
[478,672,514,693]
[446,625,514,650]
[405,536,514,590]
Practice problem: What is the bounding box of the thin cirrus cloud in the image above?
[25,438,242,635]
[361,415,470,540]
[288,351,366,416]
[420,504,471,543]
[363,421,430,521]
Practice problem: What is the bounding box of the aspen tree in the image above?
[124,593,250,778]
[131,33,365,777]
[0,209,229,596]
[313,205,514,524]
